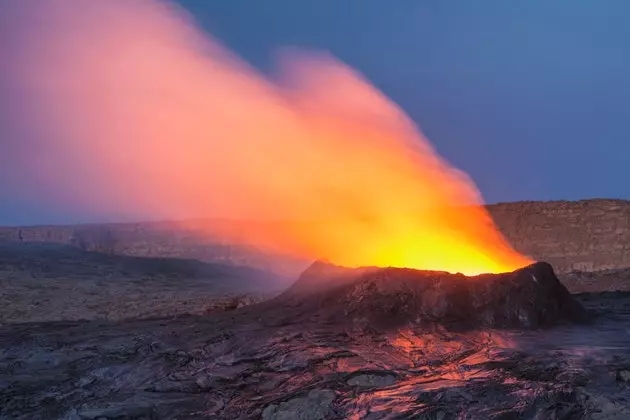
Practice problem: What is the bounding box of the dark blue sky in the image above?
[178,0,630,201]
[2,0,630,225]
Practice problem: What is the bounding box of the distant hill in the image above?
[1,198,629,275]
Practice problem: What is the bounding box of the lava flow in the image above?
[2,0,532,275]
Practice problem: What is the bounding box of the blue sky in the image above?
[178,0,630,201]
[2,0,630,224]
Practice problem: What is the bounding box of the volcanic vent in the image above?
[276,261,590,330]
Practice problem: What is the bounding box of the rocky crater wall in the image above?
[487,199,630,273]
[1,199,628,274]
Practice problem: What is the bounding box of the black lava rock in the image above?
[278,261,590,330]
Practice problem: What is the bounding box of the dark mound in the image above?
[276,261,590,330]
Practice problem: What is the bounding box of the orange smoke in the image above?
[4,0,531,275]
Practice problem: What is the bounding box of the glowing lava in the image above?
[2,0,532,275]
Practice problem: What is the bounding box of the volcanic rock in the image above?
[261,389,336,420]
[2,263,628,419]
[277,261,590,330]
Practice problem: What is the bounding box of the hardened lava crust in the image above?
[1,261,617,420]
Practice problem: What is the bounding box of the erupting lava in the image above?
[2,0,532,275]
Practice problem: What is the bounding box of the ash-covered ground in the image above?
[2,254,630,419]
[0,242,289,325]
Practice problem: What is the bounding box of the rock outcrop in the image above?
[278,261,590,330]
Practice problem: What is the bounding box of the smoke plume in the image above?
[0,0,531,274]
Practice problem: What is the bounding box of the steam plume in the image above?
[0,0,531,274]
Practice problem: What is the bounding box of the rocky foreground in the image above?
[4,263,630,419]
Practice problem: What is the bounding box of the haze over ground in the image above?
[1,0,630,225]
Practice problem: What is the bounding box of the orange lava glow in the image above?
[5,0,532,275]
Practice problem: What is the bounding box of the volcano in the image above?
[273,261,590,330]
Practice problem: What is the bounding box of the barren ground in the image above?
[3,243,630,419]
[3,290,630,419]
[0,243,285,325]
